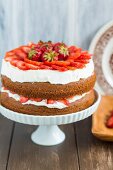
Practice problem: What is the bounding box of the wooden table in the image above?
[0,114,113,170]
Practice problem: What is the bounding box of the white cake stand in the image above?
[0,90,101,146]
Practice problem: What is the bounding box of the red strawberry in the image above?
[70,62,84,68]
[58,54,68,61]
[3,87,8,90]
[47,99,55,104]
[20,96,29,103]
[31,98,42,102]
[51,65,68,71]
[24,57,43,66]
[28,48,42,61]
[21,46,31,53]
[40,41,53,52]
[57,99,69,106]
[67,96,74,99]
[5,50,15,56]
[106,116,113,128]
[75,59,89,64]
[45,60,70,67]
[5,56,19,62]
[14,49,27,59]
[67,66,76,70]
[53,42,63,52]
[52,61,70,67]
[53,42,69,61]
[68,52,81,60]
[25,63,40,70]
[16,61,29,70]
[78,54,91,60]
[10,59,20,67]
[32,54,41,61]
[41,50,58,62]
[68,46,77,53]
[39,64,52,70]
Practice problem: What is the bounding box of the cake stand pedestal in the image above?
[0,90,101,146]
[31,125,65,145]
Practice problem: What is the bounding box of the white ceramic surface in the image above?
[89,20,113,95]
[31,125,65,146]
[0,90,101,146]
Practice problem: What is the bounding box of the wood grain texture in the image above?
[7,123,79,170]
[0,115,14,170]
[75,117,113,170]
[92,96,113,141]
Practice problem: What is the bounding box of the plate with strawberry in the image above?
[92,95,113,141]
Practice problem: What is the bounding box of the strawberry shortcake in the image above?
[0,41,96,115]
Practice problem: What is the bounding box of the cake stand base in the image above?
[31,125,65,146]
[0,90,101,146]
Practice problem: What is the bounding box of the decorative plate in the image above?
[89,20,113,95]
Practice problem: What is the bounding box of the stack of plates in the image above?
[89,20,113,95]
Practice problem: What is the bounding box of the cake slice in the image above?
[0,41,96,115]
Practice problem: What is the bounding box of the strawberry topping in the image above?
[20,96,29,103]
[47,99,55,104]
[4,41,92,71]
[106,111,113,128]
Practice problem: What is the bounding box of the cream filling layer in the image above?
[1,59,94,84]
[1,88,88,109]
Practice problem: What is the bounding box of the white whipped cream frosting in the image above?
[1,59,94,84]
[1,88,88,109]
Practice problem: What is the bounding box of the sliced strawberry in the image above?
[70,62,85,68]
[16,61,29,70]
[75,59,89,64]
[68,52,81,60]
[68,46,81,53]
[78,54,91,60]
[10,59,20,67]
[52,61,70,67]
[39,65,52,70]
[24,57,43,66]
[21,46,31,53]
[20,96,29,103]
[5,56,19,62]
[68,46,77,53]
[5,50,15,56]
[57,99,69,106]
[67,66,76,70]
[25,63,40,70]
[3,87,8,90]
[47,99,55,104]
[31,98,42,102]
[44,61,70,67]
[106,116,113,128]
[44,61,53,66]
[67,96,74,99]
[51,65,68,71]
[14,49,27,59]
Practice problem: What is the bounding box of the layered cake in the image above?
[0,41,96,115]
